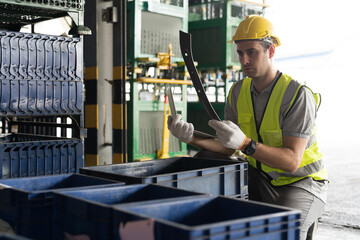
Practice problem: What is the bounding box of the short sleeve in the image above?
[225,99,237,123]
[225,81,243,124]
[281,87,316,138]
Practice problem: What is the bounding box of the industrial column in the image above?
[112,0,128,163]
[84,0,99,166]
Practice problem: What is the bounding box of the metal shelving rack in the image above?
[0,0,88,178]
[126,0,190,162]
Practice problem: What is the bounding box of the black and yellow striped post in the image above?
[112,66,127,163]
[84,67,99,166]
[112,0,127,163]
[84,0,99,166]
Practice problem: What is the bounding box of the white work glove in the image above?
[167,114,194,143]
[208,120,247,150]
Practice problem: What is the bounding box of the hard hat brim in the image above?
[226,38,281,47]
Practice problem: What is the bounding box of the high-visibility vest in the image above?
[234,73,328,186]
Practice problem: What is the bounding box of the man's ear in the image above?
[269,44,276,59]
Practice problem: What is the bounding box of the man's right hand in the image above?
[167,114,194,143]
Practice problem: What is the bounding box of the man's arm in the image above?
[240,135,308,172]
[209,119,309,173]
[188,137,236,156]
[252,86,316,172]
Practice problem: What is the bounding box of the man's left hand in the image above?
[209,120,247,150]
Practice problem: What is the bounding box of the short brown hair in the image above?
[234,36,273,52]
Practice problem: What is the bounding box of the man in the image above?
[168,15,328,240]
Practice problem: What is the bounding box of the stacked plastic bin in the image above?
[0,173,124,239]
[0,0,86,179]
[0,31,83,116]
[0,133,83,178]
[80,157,249,199]
[52,184,206,239]
[58,158,300,240]
[52,188,301,240]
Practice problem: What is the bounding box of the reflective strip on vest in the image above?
[236,73,328,186]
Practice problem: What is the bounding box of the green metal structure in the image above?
[187,0,266,142]
[188,0,265,70]
[126,0,189,161]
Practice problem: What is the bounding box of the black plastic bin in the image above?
[0,173,123,240]
[52,184,205,240]
[80,157,248,198]
[0,30,83,116]
[0,133,84,179]
[113,196,301,240]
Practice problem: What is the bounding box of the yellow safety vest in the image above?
[235,74,328,186]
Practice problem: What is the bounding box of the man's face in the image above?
[236,40,272,79]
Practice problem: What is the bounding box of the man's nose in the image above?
[241,54,250,65]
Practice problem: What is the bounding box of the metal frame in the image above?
[126,0,189,161]
[0,0,85,31]
[0,1,86,173]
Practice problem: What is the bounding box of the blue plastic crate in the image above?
[0,31,83,116]
[0,79,83,116]
[0,232,31,240]
[80,157,248,198]
[0,173,123,240]
[0,133,84,179]
[0,31,82,81]
[113,196,301,240]
[52,184,206,240]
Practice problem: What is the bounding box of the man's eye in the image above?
[247,50,254,55]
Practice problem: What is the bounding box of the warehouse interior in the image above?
[0,0,359,239]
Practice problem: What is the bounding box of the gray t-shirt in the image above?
[225,72,327,203]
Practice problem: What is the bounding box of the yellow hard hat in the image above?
[228,15,280,46]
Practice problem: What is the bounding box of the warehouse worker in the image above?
[168,15,328,240]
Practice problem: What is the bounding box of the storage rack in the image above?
[126,0,190,162]
[187,0,267,137]
[0,0,87,178]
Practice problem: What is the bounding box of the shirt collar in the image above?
[250,71,282,95]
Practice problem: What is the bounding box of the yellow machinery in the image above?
[157,94,171,159]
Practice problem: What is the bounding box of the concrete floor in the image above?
[314,144,360,240]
